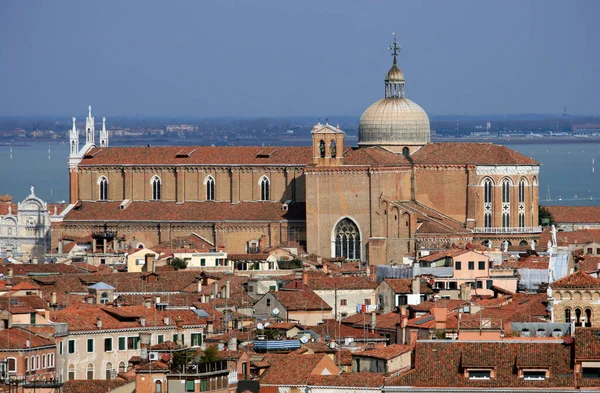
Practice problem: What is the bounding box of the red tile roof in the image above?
[575,328,600,360]
[64,201,305,222]
[550,270,600,289]
[81,146,313,166]
[390,340,574,388]
[539,228,600,247]
[412,142,538,165]
[259,353,337,385]
[353,344,411,360]
[308,372,386,387]
[0,328,54,349]
[62,380,131,393]
[576,255,600,273]
[307,319,382,341]
[545,205,600,224]
[383,278,434,294]
[343,146,410,166]
[271,288,332,311]
[299,275,377,291]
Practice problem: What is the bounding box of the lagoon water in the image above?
[1,141,599,206]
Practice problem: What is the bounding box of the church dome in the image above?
[358,36,430,147]
[359,98,430,146]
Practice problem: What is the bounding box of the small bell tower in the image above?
[99,116,109,147]
[311,123,345,166]
[69,117,79,156]
[85,105,95,146]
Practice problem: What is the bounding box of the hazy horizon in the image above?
[1,1,598,117]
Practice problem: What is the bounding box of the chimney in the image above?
[228,337,237,351]
[26,339,30,348]
[155,296,161,305]
[51,292,57,305]
[459,284,470,301]
[225,280,230,299]
[163,315,170,326]
[197,281,202,293]
[395,322,404,345]
[7,268,12,279]
[370,312,377,332]
[213,282,219,298]
[143,297,152,308]
[221,286,226,299]
[58,240,63,254]
[411,277,421,295]
[145,254,156,273]
[433,307,447,331]
[140,316,146,327]
[366,265,371,277]
[139,332,151,361]
[322,263,328,274]
[207,319,214,334]
[96,317,102,330]
[236,319,243,330]
[302,269,308,286]
[201,294,207,303]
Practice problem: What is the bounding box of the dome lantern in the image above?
[358,33,430,151]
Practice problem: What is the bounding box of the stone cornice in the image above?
[476,165,540,176]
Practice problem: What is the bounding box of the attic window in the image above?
[468,369,492,380]
[256,149,276,158]
[175,148,196,158]
[523,370,546,380]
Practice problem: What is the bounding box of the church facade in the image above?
[55,40,541,265]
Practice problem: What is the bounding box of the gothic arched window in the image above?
[575,308,582,327]
[105,362,113,380]
[585,308,592,327]
[483,178,493,228]
[86,363,94,380]
[330,140,337,158]
[260,176,270,201]
[334,218,361,260]
[151,175,161,200]
[518,178,526,227]
[98,176,108,201]
[205,176,215,201]
[319,140,326,158]
[118,362,126,373]
[565,308,571,323]
[501,178,511,228]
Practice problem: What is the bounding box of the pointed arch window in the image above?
[334,218,361,260]
[118,362,126,373]
[483,178,493,228]
[260,176,270,201]
[151,175,161,200]
[518,178,526,228]
[501,178,511,228]
[98,176,108,201]
[585,308,592,327]
[565,308,571,323]
[575,308,582,327]
[205,176,215,201]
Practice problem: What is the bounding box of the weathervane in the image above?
[388,32,402,65]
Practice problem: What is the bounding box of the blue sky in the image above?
[0,0,598,117]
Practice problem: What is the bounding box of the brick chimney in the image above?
[411,277,421,295]
[433,307,447,331]
[302,269,309,286]
[370,312,377,333]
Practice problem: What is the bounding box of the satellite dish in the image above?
[256,323,264,330]
[264,322,270,327]
[272,308,280,315]
[300,336,309,344]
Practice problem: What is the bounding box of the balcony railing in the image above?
[473,226,542,234]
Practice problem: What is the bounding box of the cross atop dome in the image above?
[388,32,402,65]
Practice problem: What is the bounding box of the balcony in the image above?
[473,226,542,234]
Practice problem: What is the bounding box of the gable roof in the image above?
[271,289,332,312]
[382,278,434,294]
[545,206,600,224]
[353,344,411,360]
[550,270,600,289]
[80,146,313,166]
[574,328,600,360]
[412,142,538,165]
[259,353,338,385]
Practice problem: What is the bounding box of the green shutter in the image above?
[87,338,94,352]
[118,337,126,351]
[157,335,164,344]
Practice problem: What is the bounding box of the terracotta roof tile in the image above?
[353,344,411,360]
[300,275,377,290]
[80,146,313,166]
[383,278,434,294]
[307,319,382,341]
[343,146,410,166]
[412,142,538,165]
[0,328,54,349]
[550,270,600,289]
[545,205,600,224]
[575,328,600,360]
[64,201,305,222]
[308,372,385,387]
[259,353,336,385]
[62,380,130,393]
[539,228,600,247]
[272,288,332,311]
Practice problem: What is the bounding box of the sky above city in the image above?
[0,0,598,117]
